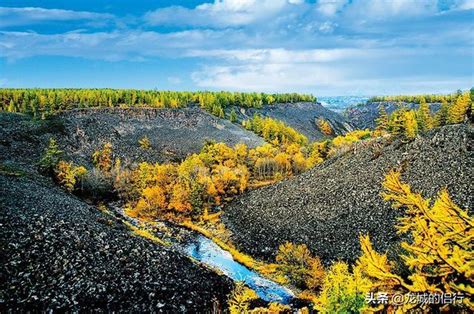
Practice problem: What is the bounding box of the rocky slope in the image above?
[227,102,354,141]
[0,175,233,312]
[222,124,473,264]
[0,112,237,311]
[345,101,441,129]
[57,106,265,166]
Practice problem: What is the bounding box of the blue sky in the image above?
[0,0,473,96]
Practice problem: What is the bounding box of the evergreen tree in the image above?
[403,110,418,139]
[387,107,406,136]
[435,99,450,126]
[448,92,470,124]
[415,100,433,132]
[229,108,238,122]
[375,105,389,131]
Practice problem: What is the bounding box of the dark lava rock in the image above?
[0,111,235,311]
[226,102,354,141]
[0,175,233,312]
[222,124,473,264]
[345,101,441,130]
[56,106,265,166]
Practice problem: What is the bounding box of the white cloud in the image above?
[316,0,349,16]
[0,29,245,61]
[344,0,438,19]
[187,48,367,63]
[144,0,302,27]
[451,0,474,10]
[0,7,114,27]
[318,21,337,33]
[192,62,343,91]
[167,76,182,84]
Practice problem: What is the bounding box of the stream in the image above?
[109,205,294,304]
[184,234,294,304]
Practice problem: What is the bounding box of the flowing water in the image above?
[184,234,294,304]
[109,204,295,304]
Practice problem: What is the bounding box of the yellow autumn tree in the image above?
[375,105,389,132]
[55,160,87,192]
[357,170,473,311]
[315,261,371,313]
[317,118,333,135]
[227,282,258,314]
[402,110,418,139]
[131,185,169,218]
[168,182,192,214]
[275,242,324,290]
[448,92,470,124]
[416,101,433,132]
[92,142,113,173]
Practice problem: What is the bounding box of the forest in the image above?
[0,88,315,119]
[368,92,463,104]
[375,91,472,139]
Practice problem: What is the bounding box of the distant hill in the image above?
[318,96,369,113]
[345,101,441,129]
[226,102,354,141]
[56,106,266,166]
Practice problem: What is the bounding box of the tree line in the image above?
[368,90,470,104]
[0,88,316,119]
[375,91,472,139]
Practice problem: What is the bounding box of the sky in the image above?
[0,0,473,96]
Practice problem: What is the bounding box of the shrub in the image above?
[138,136,151,149]
[227,282,258,314]
[315,262,370,313]
[54,160,87,192]
[275,242,324,290]
[38,138,63,174]
[317,118,333,135]
[92,142,113,173]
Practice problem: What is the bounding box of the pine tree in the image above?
[229,108,238,122]
[415,101,433,132]
[38,138,63,174]
[435,99,450,126]
[448,92,470,124]
[403,110,418,139]
[387,107,406,136]
[375,105,389,132]
[357,170,474,311]
[316,262,370,313]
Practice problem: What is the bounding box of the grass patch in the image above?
[97,203,169,246]
[0,163,27,177]
[123,220,169,246]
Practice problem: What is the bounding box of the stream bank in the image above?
[107,203,296,305]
